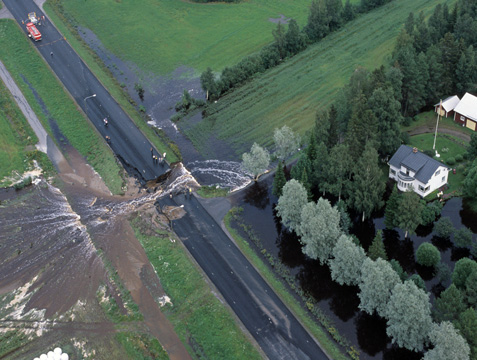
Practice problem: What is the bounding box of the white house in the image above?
[434,95,460,118]
[388,145,449,197]
[453,92,477,131]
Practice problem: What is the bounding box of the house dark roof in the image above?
[389,145,449,184]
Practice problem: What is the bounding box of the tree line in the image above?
[200,0,395,101]
[249,0,477,357]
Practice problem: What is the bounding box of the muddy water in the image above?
[0,161,198,359]
[77,27,252,190]
[232,176,476,360]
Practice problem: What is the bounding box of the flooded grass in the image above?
[130,212,262,360]
[0,20,124,194]
[196,185,229,198]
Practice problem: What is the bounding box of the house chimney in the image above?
[413,147,418,153]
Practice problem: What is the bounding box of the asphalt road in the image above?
[3,0,167,181]
[159,194,329,360]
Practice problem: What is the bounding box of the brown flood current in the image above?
[0,148,196,359]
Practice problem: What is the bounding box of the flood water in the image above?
[232,176,476,360]
[77,28,252,191]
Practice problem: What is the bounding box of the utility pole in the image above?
[433,99,442,157]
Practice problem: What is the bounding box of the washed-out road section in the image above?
[3,0,167,182]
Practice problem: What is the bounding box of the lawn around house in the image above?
[0,20,125,194]
[180,0,456,158]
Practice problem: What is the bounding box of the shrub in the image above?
[424,149,435,158]
[416,243,441,267]
[446,157,456,166]
[454,227,473,248]
[403,117,412,126]
[455,154,463,162]
[400,131,410,145]
[457,164,465,173]
[433,217,454,239]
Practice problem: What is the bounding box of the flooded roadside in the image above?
[231,176,476,360]
[77,27,252,190]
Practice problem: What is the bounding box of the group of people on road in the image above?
[151,148,166,165]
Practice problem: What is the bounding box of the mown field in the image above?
[181,0,456,158]
[0,20,124,194]
[54,0,312,75]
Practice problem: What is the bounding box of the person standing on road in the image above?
[50,52,53,57]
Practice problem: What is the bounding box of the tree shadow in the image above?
[243,181,270,209]
[355,311,389,357]
[451,246,470,262]
[382,344,422,360]
[276,229,305,269]
[431,235,453,252]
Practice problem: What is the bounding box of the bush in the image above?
[446,157,456,166]
[416,242,441,267]
[457,164,465,173]
[403,117,412,126]
[424,149,435,158]
[452,258,477,289]
[420,201,443,226]
[400,131,410,145]
[454,227,473,248]
[433,217,454,239]
[455,154,463,162]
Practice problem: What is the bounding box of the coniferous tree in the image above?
[368,86,403,157]
[342,0,355,22]
[272,22,287,59]
[454,308,477,360]
[368,230,388,261]
[433,284,467,323]
[395,190,423,238]
[285,19,306,56]
[327,105,340,148]
[323,144,351,201]
[304,0,330,42]
[312,142,329,194]
[346,93,378,162]
[349,143,385,222]
[272,161,287,197]
[384,185,400,229]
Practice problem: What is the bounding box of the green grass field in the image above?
[409,133,466,163]
[0,78,37,184]
[131,213,262,360]
[54,0,312,75]
[180,0,455,158]
[0,19,125,194]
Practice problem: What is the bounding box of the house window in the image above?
[390,169,396,175]
[425,186,430,192]
[418,185,424,191]
[435,170,441,176]
[461,115,465,121]
[442,176,445,182]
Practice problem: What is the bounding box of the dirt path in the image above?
[408,124,471,142]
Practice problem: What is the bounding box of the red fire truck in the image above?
[26,22,41,41]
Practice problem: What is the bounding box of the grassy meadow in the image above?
[0,79,37,184]
[0,20,125,194]
[53,0,312,75]
[181,0,456,158]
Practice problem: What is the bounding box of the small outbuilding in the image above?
[388,145,449,197]
[454,92,477,131]
[434,95,460,118]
